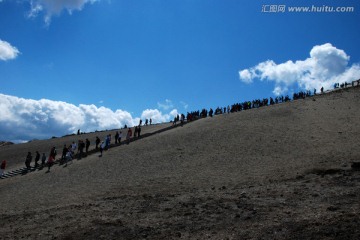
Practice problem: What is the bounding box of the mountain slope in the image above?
[0,87,359,239]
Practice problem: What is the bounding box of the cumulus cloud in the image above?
[0,94,136,142]
[169,109,179,117]
[0,39,20,61]
[141,108,178,124]
[0,94,182,142]
[27,0,100,25]
[239,43,360,95]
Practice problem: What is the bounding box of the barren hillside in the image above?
[0,87,359,239]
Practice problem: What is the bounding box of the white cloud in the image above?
[272,86,288,96]
[157,99,174,110]
[0,39,20,61]
[27,0,100,25]
[28,1,43,18]
[0,94,136,142]
[169,109,179,117]
[239,69,253,84]
[239,43,360,95]
[140,109,175,124]
[0,94,182,142]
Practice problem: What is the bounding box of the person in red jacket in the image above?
[47,147,57,172]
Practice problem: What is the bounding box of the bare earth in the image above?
[0,87,359,239]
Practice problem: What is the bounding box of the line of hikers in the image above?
[184,88,328,121]
[25,147,57,172]
[13,81,360,176]
[184,80,359,122]
[21,122,145,172]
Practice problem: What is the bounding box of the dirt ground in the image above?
[0,87,359,239]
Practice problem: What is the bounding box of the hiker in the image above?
[105,135,111,150]
[150,118,152,125]
[145,119,148,126]
[61,144,68,162]
[209,108,213,117]
[78,140,85,159]
[180,114,185,126]
[71,141,77,154]
[25,152,32,170]
[99,141,105,157]
[321,86,324,93]
[85,139,90,153]
[41,153,46,166]
[77,140,81,154]
[47,147,57,172]
[51,147,57,161]
[126,128,132,144]
[0,160,6,176]
[118,131,123,144]
[95,136,100,149]
[34,151,40,168]
[65,146,73,165]
[115,131,119,144]
[138,126,141,138]
[134,126,138,138]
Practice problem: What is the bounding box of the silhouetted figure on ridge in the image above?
[34,151,40,168]
[115,131,119,144]
[85,138,90,153]
[95,136,100,149]
[25,152,32,170]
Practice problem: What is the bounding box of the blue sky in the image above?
[0,0,359,142]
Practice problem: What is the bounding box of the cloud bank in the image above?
[0,94,180,142]
[0,39,20,61]
[239,43,360,95]
[28,0,100,24]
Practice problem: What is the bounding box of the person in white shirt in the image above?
[71,141,77,154]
